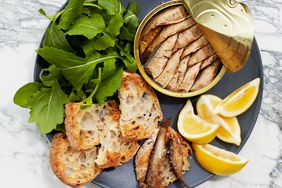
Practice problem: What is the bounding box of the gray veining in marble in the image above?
[0,0,281,187]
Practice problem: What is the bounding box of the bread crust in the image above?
[50,133,101,187]
[118,72,163,140]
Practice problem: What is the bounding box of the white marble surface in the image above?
[0,0,281,187]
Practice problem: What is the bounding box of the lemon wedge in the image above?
[178,100,219,144]
[193,143,249,176]
[214,78,260,117]
[197,95,241,146]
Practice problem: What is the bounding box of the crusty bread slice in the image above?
[118,72,163,140]
[65,101,139,168]
[50,133,101,187]
[94,102,140,168]
[65,101,119,151]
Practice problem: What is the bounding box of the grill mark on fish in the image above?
[191,60,221,91]
[187,44,216,67]
[200,54,218,70]
[177,62,202,92]
[173,25,203,53]
[145,34,178,78]
[155,48,184,88]
[181,35,209,59]
[166,55,190,91]
[143,18,196,60]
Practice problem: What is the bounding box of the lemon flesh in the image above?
[197,95,241,146]
[193,144,248,176]
[214,78,260,117]
[178,100,219,144]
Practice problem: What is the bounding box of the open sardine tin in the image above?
[134,0,253,98]
[183,0,254,73]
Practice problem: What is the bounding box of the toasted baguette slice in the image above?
[50,133,101,187]
[118,72,163,140]
[65,101,119,151]
[95,101,139,168]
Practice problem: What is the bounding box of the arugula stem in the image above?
[82,67,102,103]
[83,3,102,10]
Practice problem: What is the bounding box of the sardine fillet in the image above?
[173,24,203,52]
[145,34,178,78]
[191,60,221,91]
[177,62,202,92]
[200,54,218,70]
[135,128,160,185]
[140,27,162,58]
[142,5,188,35]
[181,35,209,59]
[155,49,184,88]
[188,44,216,67]
[166,55,190,91]
[144,18,195,60]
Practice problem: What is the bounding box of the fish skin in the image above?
[135,128,160,185]
[140,27,163,60]
[187,44,216,67]
[155,48,184,88]
[145,34,178,78]
[166,55,190,91]
[181,35,209,59]
[143,18,195,60]
[145,121,170,188]
[168,128,190,188]
[177,62,202,92]
[191,60,221,91]
[173,25,203,53]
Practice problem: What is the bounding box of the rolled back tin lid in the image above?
[182,0,254,73]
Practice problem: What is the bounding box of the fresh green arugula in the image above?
[14,0,139,134]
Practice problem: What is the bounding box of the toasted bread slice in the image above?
[95,101,139,168]
[65,101,139,168]
[50,133,101,187]
[65,101,119,151]
[135,128,160,185]
[118,72,163,140]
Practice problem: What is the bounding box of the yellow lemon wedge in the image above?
[193,143,249,176]
[214,78,260,117]
[197,95,241,146]
[178,100,219,144]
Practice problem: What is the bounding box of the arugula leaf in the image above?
[119,26,134,41]
[29,84,68,134]
[98,0,125,16]
[59,0,85,30]
[13,82,43,108]
[121,56,137,72]
[106,14,123,37]
[95,66,123,104]
[38,8,64,22]
[66,14,105,40]
[124,1,139,32]
[43,23,73,52]
[40,65,61,87]
[93,33,115,50]
[37,47,118,89]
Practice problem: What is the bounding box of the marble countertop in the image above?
[0,0,281,187]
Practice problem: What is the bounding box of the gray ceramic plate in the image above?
[35,0,264,187]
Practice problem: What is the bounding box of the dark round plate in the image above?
[34,0,264,187]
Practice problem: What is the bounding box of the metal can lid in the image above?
[182,0,254,73]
